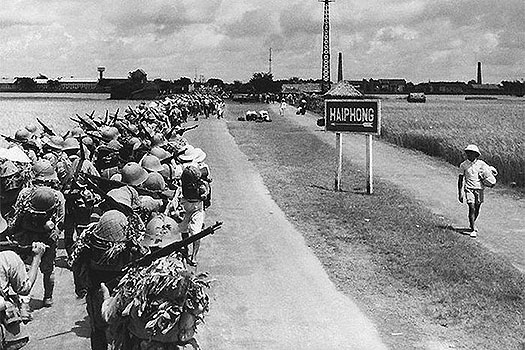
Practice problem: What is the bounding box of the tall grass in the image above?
[307,96,524,187]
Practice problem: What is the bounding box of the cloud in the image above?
[0,0,522,82]
[101,0,222,37]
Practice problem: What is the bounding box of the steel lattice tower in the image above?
[320,0,334,93]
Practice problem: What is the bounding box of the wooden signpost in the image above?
[324,99,381,194]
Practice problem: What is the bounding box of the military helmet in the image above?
[128,124,139,135]
[70,127,84,137]
[14,129,31,142]
[82,136,94,147]
[121,162,148,186]
[44,136,64,151]
[143,172,166,191]
[93,210,129,242]
[100,126,119,142]
[25,124,38,134]
[151,133,167,147]
[150,147,170,161]
[106,139,123,150]
[30,187,57,212]
[0,161,19,178]
[129,137,142,150]
[62,137,80,151]
[32,159,58,181]
[42,153,58,167]
[168,135,188,152]
[143,214,179,247]
[140,155,164,172]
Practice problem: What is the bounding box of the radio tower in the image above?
[319,0,334,93]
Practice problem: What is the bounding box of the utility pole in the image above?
[319,0,334,93]
[269,47,273,75]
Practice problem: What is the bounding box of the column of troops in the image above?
[0,92,225,350]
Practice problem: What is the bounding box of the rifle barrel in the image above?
[130,221,222,268]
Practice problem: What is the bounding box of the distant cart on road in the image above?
[407,92,426,103]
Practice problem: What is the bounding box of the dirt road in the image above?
[275,105,525,273]
[22,113,388,349]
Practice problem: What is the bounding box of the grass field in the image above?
[227,102,524,350]
[308,95,525,188]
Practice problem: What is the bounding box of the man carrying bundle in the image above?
[458,144,497,238]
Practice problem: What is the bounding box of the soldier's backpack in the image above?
[181,165,209,201]
[18,187,58,233]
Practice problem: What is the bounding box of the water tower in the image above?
[97,66,105,80]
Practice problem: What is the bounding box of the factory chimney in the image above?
[477,62,482,84]
[97,66,105,80]
[337,52,343,82]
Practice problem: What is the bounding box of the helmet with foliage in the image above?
[32,159,58,181]
[93,210,129,242]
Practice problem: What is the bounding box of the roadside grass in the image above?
[226,103,524,350]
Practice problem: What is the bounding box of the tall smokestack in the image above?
[97,66,105,80]
[337,52,343,82]
[477,62,482,84]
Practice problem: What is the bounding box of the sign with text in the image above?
[325,99,381,134]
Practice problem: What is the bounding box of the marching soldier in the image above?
[70,210,147,350]
[9,163,65,313]
[62,137,99,258]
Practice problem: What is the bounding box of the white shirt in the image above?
[459,159,489,189]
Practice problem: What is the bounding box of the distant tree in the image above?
[232,80,243,89]
[179,77,192,86]
[207,78,224,88]
[128,69,147,83]
[468,79,477,85]
[226,80,248,93]
[47,79,61,90]
[249,72,279,93]
[501,80,525,96]
[14,77,37,91]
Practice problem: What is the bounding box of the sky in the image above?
[0,0,523,84]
